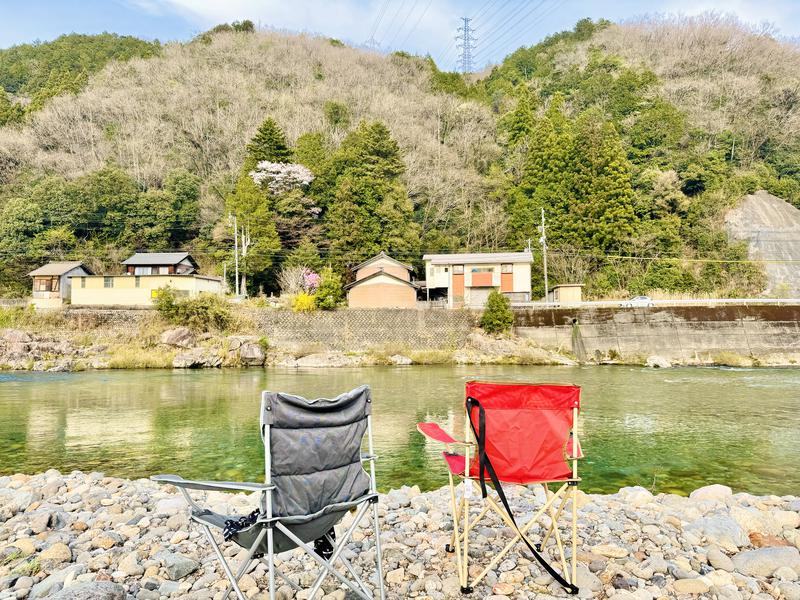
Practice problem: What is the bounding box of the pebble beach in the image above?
[1,471,800,600]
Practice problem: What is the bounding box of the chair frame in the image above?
[427,400,581,595]
[153,391,386,600]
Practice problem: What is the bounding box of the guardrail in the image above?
[0,298,28,307]
[512,298,800,309]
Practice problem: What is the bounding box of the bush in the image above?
[291,292,317,312]
[480,290,513,334]
[315,267,344,310]
[153,287,232,331]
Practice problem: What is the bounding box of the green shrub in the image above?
[315,267,344,310]
[153,286,231,331]
[480,290,513,334]
[291,292,317,312]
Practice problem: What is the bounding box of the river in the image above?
[1,365,798,495]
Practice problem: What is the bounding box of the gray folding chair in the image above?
[152,385,385,600]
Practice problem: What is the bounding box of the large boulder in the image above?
[645,355,672,369]
[690,484,732,502]
[2,329,32,343]
[157,551,200,580]
[732,547,800,577]
[685,515,749,552]
[293,352,361,368]
[172,348,222,368]
[239,342,265,366]
[49,582,125,600]
[160,327,195,348]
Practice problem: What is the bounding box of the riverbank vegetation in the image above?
[2,15,797,298]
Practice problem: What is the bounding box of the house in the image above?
[70,252,223,307]
[548,284,584,305]
[346,252,419,309]
[422,251,533,308]
[28,262,94,309]
[121,252,198,275]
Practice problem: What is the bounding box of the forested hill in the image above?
[1,15,797,298]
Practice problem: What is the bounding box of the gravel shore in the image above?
[1,471,800,599]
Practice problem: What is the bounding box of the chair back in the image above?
[261,385,372,517]
[466,381,580,484]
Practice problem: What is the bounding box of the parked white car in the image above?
[620,295,654,308]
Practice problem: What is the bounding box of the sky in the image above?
[1,0,799,69]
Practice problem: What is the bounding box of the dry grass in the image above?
[0,31,500,247]
[107,345,175,369]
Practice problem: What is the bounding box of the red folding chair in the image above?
[417,381,582,595]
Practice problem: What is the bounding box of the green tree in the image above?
[294,132,329,174]
[480,290,513,334]
[323,101,351,131]
[284,237,324,271]
[0,90,24,126]
[323,121,419,268]
[315,266,344,310]
[30,226,78,261]
[245,117,291,170]
[500,88,536,147]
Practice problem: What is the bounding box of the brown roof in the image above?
[28,262,93,277]
[345,270,420,290]
[351,251,412,273]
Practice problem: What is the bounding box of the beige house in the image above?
[70,252,223,307]
[346,252,419,309]
[422,251,533,308]
[28,262,94,309]
[548,284,584,305]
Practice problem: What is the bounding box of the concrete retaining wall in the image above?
[514,304,800,362]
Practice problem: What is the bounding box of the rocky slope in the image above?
[726,191,800,296]
[1,472,799,599]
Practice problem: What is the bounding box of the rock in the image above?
[591,543,629,558]
[294,352,360,368]
[239,342,266,366]
[173,348,222,368]
[386,567,404,585]
[673,578,710,594]
[160,327,195,348]
[749,532,791,547]
[732,547,800,577]
[48,582,125,599]
[685,515,749,552]
[159,551,200,580]
[690,484,732,502]
[389,354,412,365]
[2,329,31,343]
[118,552,144,577]
[92,532,122,550]
[39,542,72,563]
[774,566,799,581]
[8,538,36,556]
[777,582,800,600]
[707,546,735,572]
[492,582,515,595]
[29,565,86,598]
[645,355,672,368]
[617,486,654,507]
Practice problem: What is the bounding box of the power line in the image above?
[378,0,408,47]
[387,0,422,49]
[399,0,434,50]
[473,0,550,63]
[476,0,565,64]
[365,0,391,48]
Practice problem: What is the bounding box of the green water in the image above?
[0,366,798,495]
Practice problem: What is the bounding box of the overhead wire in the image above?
[387,0,422,49]
[366,0,392,43]
[476,0,566,64]
[399,0,435,50]
[472,0,551,63]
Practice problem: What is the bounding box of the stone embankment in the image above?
[0,328,576,372]
[2,472,800,600]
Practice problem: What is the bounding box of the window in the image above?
[471,267,494,273]
[104,277,114,288]
[80,277,86,288]
[453,265,464,274]
[159,266,169,274]
[52,278,59,292]
[134,266,152,275]
[444,267,449,273]
[501,263,513,273]
[135,276,141,288]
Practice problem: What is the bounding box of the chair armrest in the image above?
[360,453,378,461]
[151,474,275,493]
[417,422,458,444]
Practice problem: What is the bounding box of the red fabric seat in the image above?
[465,381,581,484]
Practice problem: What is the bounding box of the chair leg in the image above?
[571,483,578,586]
[201,524,248,600]
[220,528,267,600]
[447,473,464,587]
[372,500,386,600]
[267,527,275,600]
[461,480,472,593]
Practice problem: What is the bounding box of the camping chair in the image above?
[152,385,385,600]
[417,381,582,595]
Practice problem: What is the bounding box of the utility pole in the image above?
[239,225,251,297]
[456,17,476,74]
[538,208,549,301]
[228,213,239,296]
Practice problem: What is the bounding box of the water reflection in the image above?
[0,366,798,495]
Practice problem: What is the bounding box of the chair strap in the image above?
[466,396,578,595]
